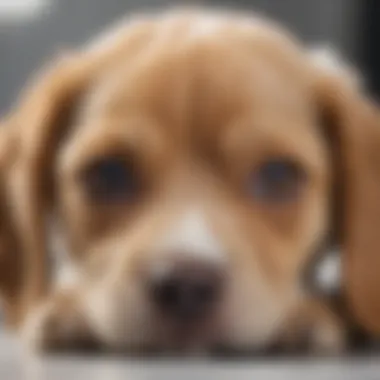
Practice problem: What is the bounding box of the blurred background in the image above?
[0,0,377,116]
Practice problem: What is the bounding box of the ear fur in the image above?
[5,54,92,322]
[313,57,380,335]
[3,23,158,324]
[0,123,24,328]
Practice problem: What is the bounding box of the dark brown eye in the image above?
[249,159,306,202]
[81,155,140,203]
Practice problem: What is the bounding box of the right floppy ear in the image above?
[312,53,380,335]
[0,123,24,328]
[7,53,93,322]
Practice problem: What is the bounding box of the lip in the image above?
[151,312,222,352]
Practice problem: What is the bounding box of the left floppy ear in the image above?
[5,53,93,323]
[5,45,125,325]
[311,52,380,335]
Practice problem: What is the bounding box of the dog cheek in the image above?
[219,263,297,349]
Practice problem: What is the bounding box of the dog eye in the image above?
[250,159,306,202]
[81,156,140,203]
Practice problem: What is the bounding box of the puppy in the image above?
[2,8,380,354]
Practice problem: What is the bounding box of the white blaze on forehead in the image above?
[188,15,223,38]
[156,209,227,264]
[85,12,224,54]
[84,10,279,56]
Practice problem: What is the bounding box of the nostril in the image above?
[154,278,181,310]
[193,280,217,304]
[150,263,223,322]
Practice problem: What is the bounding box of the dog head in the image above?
[6,9,380,350]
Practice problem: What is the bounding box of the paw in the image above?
[21,295,95,352]
[22,300,77,352]
[279,300,346,355]
[302,315,346,355]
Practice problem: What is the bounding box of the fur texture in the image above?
[1,8,380,354]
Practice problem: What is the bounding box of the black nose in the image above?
[150,261,223,323]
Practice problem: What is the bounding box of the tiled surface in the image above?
[0,332,379,380]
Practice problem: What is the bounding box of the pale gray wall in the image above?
[0,0,361,114]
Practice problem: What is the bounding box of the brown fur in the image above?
[0,124,24,328]
[1,9,379,352]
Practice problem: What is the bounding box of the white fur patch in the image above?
[315,249,341,293]
[47,217,79,290]
[54,263,80,291]
[155,210,227,266]
[309,44,363,89]
[189,15,223,38]
[310,45,344,73]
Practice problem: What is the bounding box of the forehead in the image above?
[70,12,322,163]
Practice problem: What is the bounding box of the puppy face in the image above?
[49,13,329,349]
[7,10,380,350]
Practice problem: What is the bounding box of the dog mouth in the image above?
[149,310,223,353]
[119,315,276,356]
